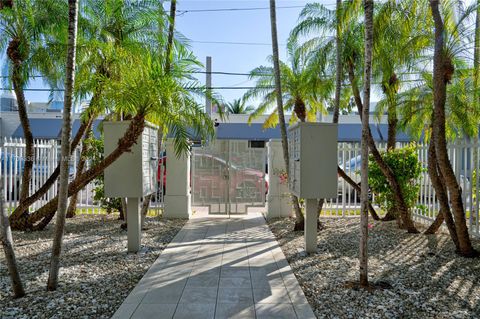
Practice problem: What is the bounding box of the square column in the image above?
[126,197,141,253]
[265,139,292,220]
[164,139,191,218]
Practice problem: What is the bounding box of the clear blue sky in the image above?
[174,0,324,104]
[19,0,335,105]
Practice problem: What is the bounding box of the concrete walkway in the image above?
[112,213,315,319]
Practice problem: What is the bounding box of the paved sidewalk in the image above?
[112,213,315,319]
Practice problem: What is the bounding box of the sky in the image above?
[13,0,476,107]
[17,0,335,106]
[172,0,325,104]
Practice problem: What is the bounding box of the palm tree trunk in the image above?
[424,131,459,250]
[430,0,477,257]
[269,0,304,230]
[359,0,374,288]
[10,63,34,216]
[140,194,152,229]
[66,125,92,219]
[47,0,79,291]
[333,0,342,124]
[348,63,418,233]
[386,103,398,150]
[337,166,380,220]
[6,31,33,208]
[164,0,176,72]
[475,0,480,100]
[119,198,127,221]
[0,176,25,299]
[21,114,146,230]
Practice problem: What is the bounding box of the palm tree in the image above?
[373,0,431,150]
[245,45,332,127]
[47,0,79,291]
[224,98,255,114]
[429,0,478,257]
[0,0,66,211]
[8,1,215,231]
[370,0,432,222]
[289,1,382,220]
[359,0,374,288]
[268,0,305,231]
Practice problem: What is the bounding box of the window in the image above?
[248,140,265,148]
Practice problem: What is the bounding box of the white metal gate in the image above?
[191,140,267,215]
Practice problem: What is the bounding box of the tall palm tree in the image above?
[268,0,304,231]
[371,0,431,222]
[245,46,332,127]
[224,98,255,114]
[360,0,374,288]
[0,0,66,211]
[8,0,167,228]
[47,0,79,291]
[373,0,431,150]
[8,1,215,231]
[429,0,478,257]
[289,1,383,220]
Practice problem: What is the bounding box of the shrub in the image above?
[368,144,422,214]
[83,133,123,214]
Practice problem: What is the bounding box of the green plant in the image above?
[368,144,422,215]
[83,133,122,214]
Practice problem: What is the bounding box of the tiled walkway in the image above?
[112,213,315,319]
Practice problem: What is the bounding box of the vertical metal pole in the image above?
[305,198,317,253]
[206,56,212,116]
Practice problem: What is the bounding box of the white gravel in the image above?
[0,214,186,319]
[267,217,480,319]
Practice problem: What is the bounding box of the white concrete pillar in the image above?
[127,197,141,253]
[265,139,292,219]
[164,139,191,218]
[304,199,317,253]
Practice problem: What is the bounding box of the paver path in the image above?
[112,213,315,319]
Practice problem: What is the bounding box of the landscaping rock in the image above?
[268,217,480,318]
[0,214,186,319]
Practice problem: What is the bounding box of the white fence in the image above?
[0,137,164,216]
[1,137,479,238]
[327,141,480,238]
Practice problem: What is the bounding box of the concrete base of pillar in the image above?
[127,197,141,253]
[164,194,191,218]
[266,194,292,220]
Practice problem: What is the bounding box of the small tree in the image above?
[368,145,422,226]
[47,0,79,291]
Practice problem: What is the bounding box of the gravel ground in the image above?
[267,217,480,319]
[0,215,186,319]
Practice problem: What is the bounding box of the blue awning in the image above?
[12,119,62,139]
[214,123,413,142]
[12,118,102,140]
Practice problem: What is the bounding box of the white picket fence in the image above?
[0,137,164,216]
[326,141,480,238]
[1,137,479,238]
